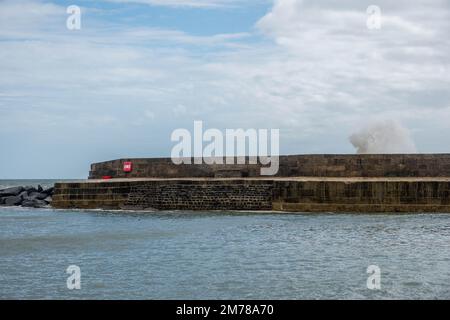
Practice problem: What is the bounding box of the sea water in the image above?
[1,180,450,299]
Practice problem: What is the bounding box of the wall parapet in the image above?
[89,154,450,179]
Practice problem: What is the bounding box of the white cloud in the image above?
[1,0,450,177]
[252,0,450,132]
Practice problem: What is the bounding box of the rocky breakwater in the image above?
[0,185,54,208]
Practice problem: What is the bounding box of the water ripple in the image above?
[1,207,450,299]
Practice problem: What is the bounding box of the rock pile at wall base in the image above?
[0,186,54,208]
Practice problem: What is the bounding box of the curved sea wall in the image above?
[89,154,450,179]
[52,177,450,212]
[51,154,450,212]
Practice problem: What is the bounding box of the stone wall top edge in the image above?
[56,177,450,186]
[91,153,450,166]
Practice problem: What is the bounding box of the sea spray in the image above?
[349,120,417,154]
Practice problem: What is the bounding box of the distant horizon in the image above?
[0,152,450,180]
[3,151,450,180]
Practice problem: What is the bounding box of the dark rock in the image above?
[43,187,54,195]
[35,192,48,200]
[19,191,28,199]
[0,185,54,208]
[4,196,23,206]
[23,193,36,200]
[22,199,48,208]
[23,186,37,193]
[26,192,48,200]
[0,186,24,197]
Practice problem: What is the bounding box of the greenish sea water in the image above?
[1,180,450,299]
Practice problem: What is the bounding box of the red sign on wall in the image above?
[123,161,133,172]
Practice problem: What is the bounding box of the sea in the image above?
[1,179,450,299]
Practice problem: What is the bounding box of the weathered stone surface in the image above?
[26,192,48,200]
[23,186,37,192]
[124,182,272,210]
[4,196,23,206]
[52,177,450,212]
[88,154,450,179]
[0,185,54,207]
[18,191,28,199]
[43,187,54,195]
[22,199,48,208]
[0,186,24,197]
[51,154,450,212]
[36,192,48,200]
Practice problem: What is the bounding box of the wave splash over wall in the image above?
[349,120,417,154]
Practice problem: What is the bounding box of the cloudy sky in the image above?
[1,0,449,178]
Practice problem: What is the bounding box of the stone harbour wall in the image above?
[272,179,450,212]
[125,180,273,210]
[53,180,273,211]
[52,178,450,212]
[53,154,450,213]
[88,154,450,179]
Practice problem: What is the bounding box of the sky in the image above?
[1,0,449,178]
